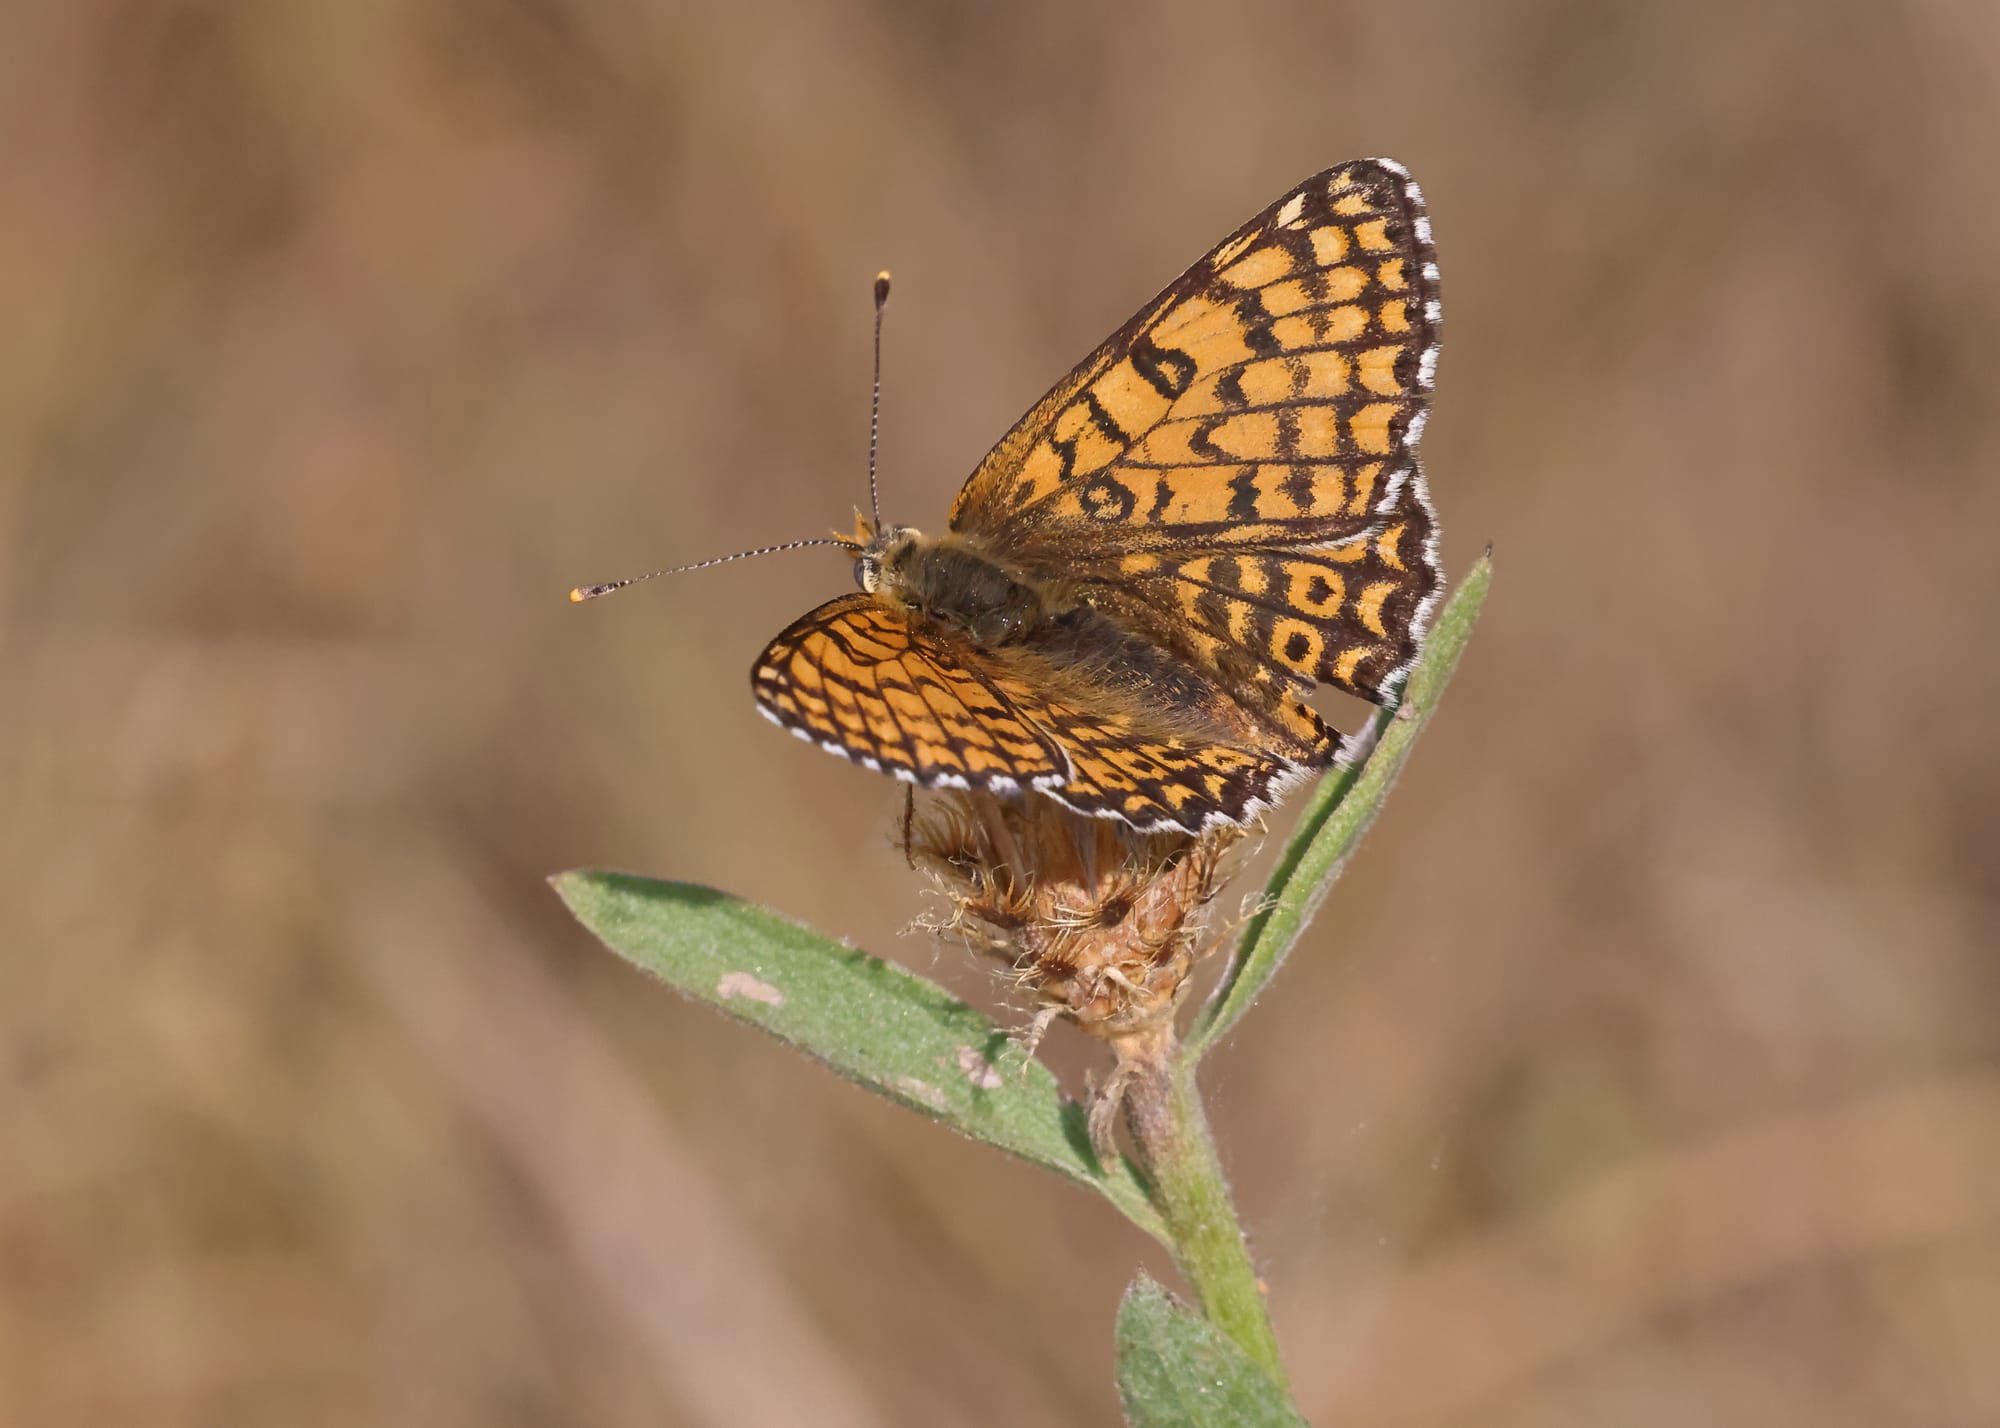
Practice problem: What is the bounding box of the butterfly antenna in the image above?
[569,536,857,603]
[575,272,891,606]
[867,270,890,531]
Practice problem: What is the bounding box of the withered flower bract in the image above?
[907,789,1247,1156]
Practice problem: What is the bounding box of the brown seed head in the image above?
[907,791,1244,1041]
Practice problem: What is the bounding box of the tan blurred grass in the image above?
[2,2,1997,1424]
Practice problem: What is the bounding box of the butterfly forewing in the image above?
[949,160,1440,565]
[1084,463,1442,713]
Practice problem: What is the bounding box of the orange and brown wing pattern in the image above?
[1087,463,1443,716]
[752,595,1303,832]
[948,160,1440,563]
[752,594,1067,794]
[973,667,1304,833]
[743,162,1448,833]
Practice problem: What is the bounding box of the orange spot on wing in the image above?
[1355,581,1394,637]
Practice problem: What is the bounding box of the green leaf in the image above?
[1187,554,1491,1059]
[551,870,1164,1237]
[1115,1275,1308,1428]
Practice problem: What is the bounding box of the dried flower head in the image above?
[907,790,1245,1045]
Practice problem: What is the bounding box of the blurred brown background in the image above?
[3,2,1996,1424]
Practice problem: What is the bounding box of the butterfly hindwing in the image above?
[1015,698,1302,832]
[752,594,1305,832]
[752,594,1067,794]
[949,160,1440,566]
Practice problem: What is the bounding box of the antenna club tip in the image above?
[874,271,892,305]
[568,587,588,603]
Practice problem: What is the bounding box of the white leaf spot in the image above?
[955,1046,1003,1090]
[716,971,784,1006]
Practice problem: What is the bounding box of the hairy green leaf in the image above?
[551,870,1163,1236]
[1115,1275,1307,1427]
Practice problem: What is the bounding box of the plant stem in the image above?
[1121,1034,1288,1389]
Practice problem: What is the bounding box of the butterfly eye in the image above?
[854,554,881,593]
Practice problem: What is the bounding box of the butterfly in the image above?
[752,160,1443,835]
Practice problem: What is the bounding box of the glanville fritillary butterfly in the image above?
[583,161,1444,834]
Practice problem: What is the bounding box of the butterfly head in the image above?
[850,516,922,595]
